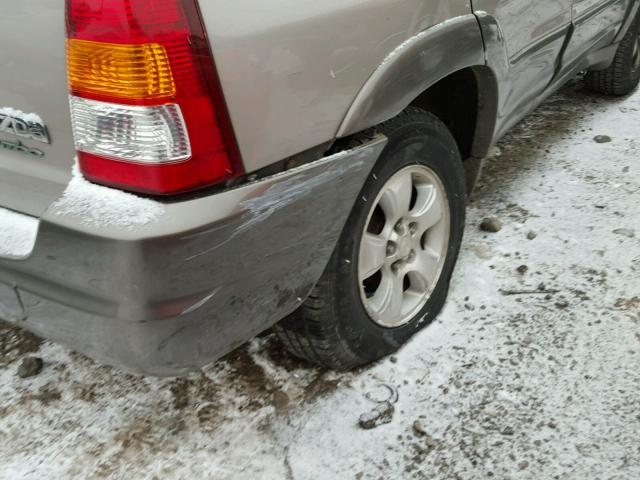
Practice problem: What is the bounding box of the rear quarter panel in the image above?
[200,0,472,172]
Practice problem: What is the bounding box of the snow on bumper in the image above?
[0,207,39,259]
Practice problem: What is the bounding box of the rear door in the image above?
[0,1,75,217]
[472,0,573,126]
[566,0,631,64]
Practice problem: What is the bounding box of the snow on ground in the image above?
[1,79,639,479]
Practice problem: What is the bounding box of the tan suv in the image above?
[0,0,638,375]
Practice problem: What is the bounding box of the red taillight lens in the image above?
[66,0,242,195]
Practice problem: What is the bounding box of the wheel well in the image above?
[331,66,498,191]
[409,66,498,193]
[410,68,479,160]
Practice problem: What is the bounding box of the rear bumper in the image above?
[0,136,386,376]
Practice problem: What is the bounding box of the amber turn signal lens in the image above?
[67,39,176,101]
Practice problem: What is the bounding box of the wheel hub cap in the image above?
[395,231,414,259]
[358,164,451,328]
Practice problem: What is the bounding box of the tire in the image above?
[274,107,467,369]
[585,13,640,96]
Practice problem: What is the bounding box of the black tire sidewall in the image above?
[622,16,640,87]
[327,111,466,362]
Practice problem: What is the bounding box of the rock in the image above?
[519,461,529,470]
[464,303,475,311]
[480,217,502,233]
[17,356,43,378]
[555,300,569,309]
[593,135,612,143]
[526,230,537,240]
[272,390,290,413]
[389,356,398,364]
[613,228,635,238]
[517,265,528,274]
[501,426,515,436]
[359,401,395,430]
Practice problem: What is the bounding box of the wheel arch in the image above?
[409,65,499,161]
[336,15,500,191]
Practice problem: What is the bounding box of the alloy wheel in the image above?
[358,165,450,328]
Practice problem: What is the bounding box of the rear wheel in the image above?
[585,14,640,96]
[274,108,466,369]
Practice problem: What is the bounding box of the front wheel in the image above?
[274,108,467,369]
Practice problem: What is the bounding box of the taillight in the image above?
[65,0,242,195]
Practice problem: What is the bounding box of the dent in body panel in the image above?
[135,140,380,322]
[183,152,355,262]
[472,0,571,59]
[565,0,629,68]
[201,0,472,173]
[476,0,630,146]
[473,0,572,143]
[134,139,384,325]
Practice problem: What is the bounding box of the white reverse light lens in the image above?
[69,96,191,164]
